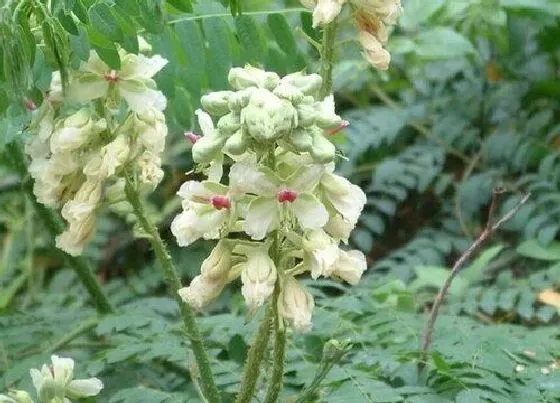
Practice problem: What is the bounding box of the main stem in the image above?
[319,22,337,99]
[9,142,115,314]
[263,282,286,403]
[235,306,273,403]
[123,174,220,403]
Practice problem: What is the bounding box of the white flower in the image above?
[29,355,103,402]
[83,135,130,180]
[303,229,340,279]
[191,109,227,181]
[30,153,80,207]
[320,164,366,223]
[178,275,226,310]
[330,249,367,285]
[278,277,314,332]
[50,109,106,154]
[354,0,403,25]
[137,151,164,187]
[359,31,391,70]
[311,0,347,27]
[171,181,233,246]
[240,247,277,311]
[70,50,168,112]
[134,108,168,154]
[229,156,328,240]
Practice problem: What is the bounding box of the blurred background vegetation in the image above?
[1,0,560,401]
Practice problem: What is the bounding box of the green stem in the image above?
[123,173,220,403]
[319,22,338,99]
[263,283,286,403]
[235,305,274,403]
[8,142,115,315]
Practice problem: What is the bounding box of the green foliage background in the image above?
[1,0,560,401]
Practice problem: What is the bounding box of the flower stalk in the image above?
[319,22,337,99]
[123,173,220,403]
[264,282,287,403]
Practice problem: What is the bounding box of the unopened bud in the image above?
[289,127,315,152]
[201,240,232,279]
[278,277,314,332]
[327,120,349,135]
[310,131,336,163]
[242,89,296,141]
[201,91,234,116]
[240,248,277,310]
[228,66,280,90]
[280,72,322,95]
[223,129,248,155]
[217,112,241,136]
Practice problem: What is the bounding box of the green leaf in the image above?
[517,239,560,261]
[202,17,232,90]
[235,15,267,64]
[400,0,445,28]
[110,387,171,403]
[88,3,123,41]
[174,20,205,78]
[87,27,121,69]
[500,0,552,11]
[57,10,79,35]
[414,27,475,59]
[460,245,504,284]
[267,14,297,56]
[166,0,193,13]
[410,266,469,296]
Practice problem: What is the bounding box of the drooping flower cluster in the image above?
[172,67,367,332]
[26,49,168,256]
[0,355,103,403]
[300,0,403,70]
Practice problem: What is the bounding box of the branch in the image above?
[419,191,530,366]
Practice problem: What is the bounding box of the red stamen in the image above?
[24,99,36,111]
[104,70,119,82]
[327,120,349,136]
[277,189,298,203]
[210,195,231,210]
[185,131,201,144]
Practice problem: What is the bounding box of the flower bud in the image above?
[303,229,339,279]
[228,88,255,111]
[56,211,96,256]
[310,130,336,163]
[359,31,390,71]
[201,240,232,280]
[50,109,106,154]
[240,248,277,310]
[314,95,342,129]
[201,91,234,116]
[217,112,241,136]
[331,249,367,285]
[191,133,226,164]
[228,66,280,90]
[178,275,225,310]
[137,151,164,187]
[289,127,315,152]
[322,339,352,361]
[242,89,296,141]
[278,277,314,332]
[135,108,168,154]
[295,97,317,127]
[310,0,345,27]
[355,10,389,44]
[83,135,130,179]
[223,129,248,155]
[273,83,304,104]
[280,72,322,95]
[324,215,355,243]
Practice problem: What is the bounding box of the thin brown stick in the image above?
[419,191,530,366]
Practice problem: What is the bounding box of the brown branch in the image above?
[419,191,530,367]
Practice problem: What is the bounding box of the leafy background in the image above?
[2,0,560,401]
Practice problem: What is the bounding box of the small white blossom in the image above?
[310,0,347,27]
[71,50,168,112]
[278,277,315,332]
[137,151,164,187]
[330,249,367,285]
[178,275,227,310]
[240,247,277,311]
[29,355,103,402]
[303,229,340,279]
[359,31,391,70]
[321,163,366,223]
[323,214,356,243]
[50,109,106,154]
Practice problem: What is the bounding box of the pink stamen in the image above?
[277,189,298,203]
[185,131,201,144]
[24,99,36,111]
[327,120,350,136]
[210,195,231,210]
[104,70,119,82]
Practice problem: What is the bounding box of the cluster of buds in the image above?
[0,355,103,403]
[300,0,403,70]
[25,49,168,256]
[172,66,367,332]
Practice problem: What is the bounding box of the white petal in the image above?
[288,164,324,192]
[79,50,109,75]
[51,355,74,384]
[229,155,277,195]
[322,173,366,222]
[291,194,328,230]
[331,249,367,285]
[66,378,103,397]
[69,76,109,103]
[177,181,212,204]
[195,109,215,137]
[312,0,345,27]
[30,368,45,392]
[171,210,201,247]
[244,197,279,240]
[119,80,167,112]
[121,54,168,79]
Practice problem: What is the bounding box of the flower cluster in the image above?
[26,49,168,256]
[300,0,403,70]
[0,355,103,403]
[172,67,367,332]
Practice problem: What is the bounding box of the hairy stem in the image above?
[235,306,273,403]
[419,191,530,368]
[319,23,337,99]
[123,173,220,403]
[8,142,115,314]
[264,283,286,403]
